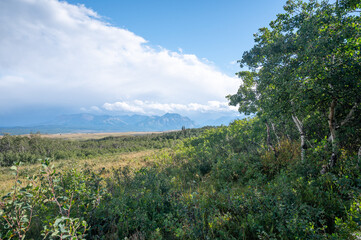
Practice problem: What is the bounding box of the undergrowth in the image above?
[1,119,361,239]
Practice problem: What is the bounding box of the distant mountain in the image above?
[0,113,250,135]
[0,113,196,135]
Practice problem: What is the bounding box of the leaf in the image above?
[60,224,67,233]
[54,218,64,226]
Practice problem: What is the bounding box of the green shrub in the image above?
[0,160,107,239]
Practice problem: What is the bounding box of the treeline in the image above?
[0,127,211,167]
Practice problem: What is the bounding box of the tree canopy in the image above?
[228,0,361,163]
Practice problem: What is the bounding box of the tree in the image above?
[228,0,361,165]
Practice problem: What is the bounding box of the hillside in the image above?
[1,119,360,239]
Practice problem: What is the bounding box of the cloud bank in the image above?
[0,0,240,116]
[101,100,238,115]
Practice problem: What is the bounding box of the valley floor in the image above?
[0,131,165,140]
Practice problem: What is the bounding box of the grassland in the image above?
[0,131,165,140]
[0,149,160,195]
[0,127,208,194]
[0,131,166,194]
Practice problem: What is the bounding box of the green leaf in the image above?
[54,218,63,226]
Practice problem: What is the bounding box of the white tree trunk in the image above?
[271,122,281,147]
[292,115,305,163]
[265,122,277,157]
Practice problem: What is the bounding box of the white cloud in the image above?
[103,102,145,114]
[102,100,238,114]
[0,0,239,113]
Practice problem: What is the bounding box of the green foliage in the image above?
[334,195,361,238]
[0,164,34,239]
[227,0,361,156]
[1,119,361,239]
[42,217,89,240]
[0,159,106,239]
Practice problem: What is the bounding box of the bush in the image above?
[0,160,107,239]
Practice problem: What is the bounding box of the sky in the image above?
[0,0,287,126]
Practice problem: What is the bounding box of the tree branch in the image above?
[337,102,358,129]
[292,115,303,134]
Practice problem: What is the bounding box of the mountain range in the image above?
[0,113,243,135]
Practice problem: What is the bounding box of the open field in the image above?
[0,131,168,140]
[0,149,160,195]
[36,131,165,140]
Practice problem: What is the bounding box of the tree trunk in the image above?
[292,115,306,163]
[322,101,357,174]
[265,122,276,156]
[328,99,338,167]
[325,102,358,170]
[271,122,281,147]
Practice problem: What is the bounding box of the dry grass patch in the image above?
[0,131,167,140]
[77,150,159,178]
[0,150,159,195]
[40,132,164,140]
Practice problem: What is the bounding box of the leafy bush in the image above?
[0,160,107,239]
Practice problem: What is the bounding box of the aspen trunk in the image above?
[292,115,306,163]
[271,122,281,147]
[328,99,338,167]
[265,122,276,155]
[325,102,358,170]
[322,101,357,174]
[300,133,305,162]
[266,122,271,151]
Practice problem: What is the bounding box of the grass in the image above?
[0,131,166,140]
[0,149,160,195]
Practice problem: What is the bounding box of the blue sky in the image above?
[0,0,287,126]
[66,0,286,75]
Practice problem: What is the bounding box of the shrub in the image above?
[0,160,107,239]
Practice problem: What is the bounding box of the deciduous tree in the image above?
[228,0,361,165]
